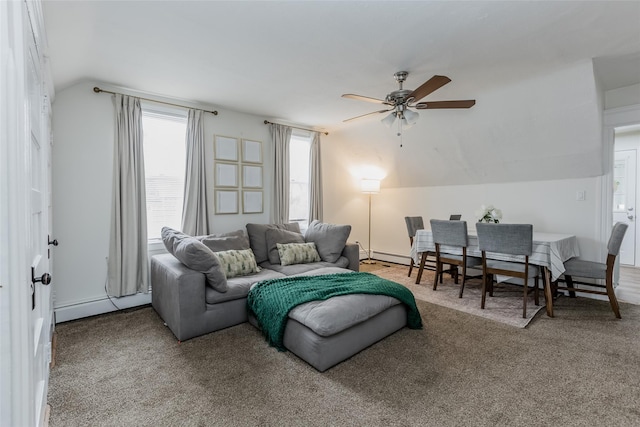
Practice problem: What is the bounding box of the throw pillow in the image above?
[246,223,301,264]
[172,236,227,292]
[277,242,322,266]
[265,228,305,264]
[200,234,250,252]
[195,228,245,240]
[304,220,351,263]
[161,226,190,255]
[215,249,261,278]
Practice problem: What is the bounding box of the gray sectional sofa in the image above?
[151,221,413,372]
[151,221,359,342]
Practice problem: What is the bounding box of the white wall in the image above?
[324,172,602,264]
[52,81,272,318]
[606,83,640,110]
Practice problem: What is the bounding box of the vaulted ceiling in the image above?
[43,1,640,132]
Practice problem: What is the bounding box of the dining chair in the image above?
[556,222,628,319]
[449,214,462,220]
[476,223,540,318]
[430,219,481,298]
[405,216,436,276]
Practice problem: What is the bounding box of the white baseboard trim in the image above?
[54,292,152,323]
[365,251,411,266]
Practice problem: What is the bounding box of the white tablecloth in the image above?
[410,230,580,281]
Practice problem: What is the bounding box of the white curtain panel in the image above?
[107,94,149,297]
[270,123,292,223]
[308,131,323,222]
[181,109,209,235]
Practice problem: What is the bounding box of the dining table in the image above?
[409,229,581,317]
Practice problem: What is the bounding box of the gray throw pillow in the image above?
[161,226,190,255]
[172,237,227,293]
[195,229,245,239]
[246,223,301,264]
[265,228,305,264]
[200,234,250,252]
[194,229,249,253]
[304,220,351,263]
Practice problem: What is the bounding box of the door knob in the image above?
[48,236,58,246]
[31,268,51,285]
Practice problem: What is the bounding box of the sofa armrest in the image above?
[342,243,360,272]
[151,254,207,340]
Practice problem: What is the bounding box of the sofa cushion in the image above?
[266,228,305,264]
[289,293,402,337]
[284,267,403,337]
[277,242,322,266]
[215,248,261,278]
[259,256,350,275]
[172,236,227,292]
[246,223,301,264]
[304,220,351,263]
[205,268,286,304]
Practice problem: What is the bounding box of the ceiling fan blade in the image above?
[414,100,476,109]
[343,109,392,122]
[408,75,451,102]
[341,94,386,104]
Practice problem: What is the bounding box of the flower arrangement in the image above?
[475,204,502,223]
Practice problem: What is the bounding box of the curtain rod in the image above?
[93,87,218,115]
[263,120,328,135]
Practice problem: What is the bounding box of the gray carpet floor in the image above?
[48,286,640,426]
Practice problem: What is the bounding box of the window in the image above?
[289,132,311,230]
[142,106,187,240]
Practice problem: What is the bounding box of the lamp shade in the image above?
[381,112,396,128]
[403,109,419,125]
[361,179,381,194]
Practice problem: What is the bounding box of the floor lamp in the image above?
[361,179,380,264]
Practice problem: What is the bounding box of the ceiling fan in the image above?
[342,71,475,135]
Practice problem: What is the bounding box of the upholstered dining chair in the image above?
[405,216,436,277]
[476,223,540,318]
[430,219,481,298]
[556,222,628,319]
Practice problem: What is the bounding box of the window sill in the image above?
[148,239,167,256]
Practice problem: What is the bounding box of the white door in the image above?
[613,149,637,265]
[28,23,53,427]
[0,1,53,426]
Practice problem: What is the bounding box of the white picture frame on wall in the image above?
[215,135,239,161]
[241,139,262,163]
[242,165,262,188]
[242,190,263,214]
[215,162,238,187]
[215,190,238,214]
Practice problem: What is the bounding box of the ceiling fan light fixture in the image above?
[403,109,419,125]
[342,73,474,138]
[381,112,396,128]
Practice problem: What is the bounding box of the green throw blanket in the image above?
[247,272,422,350]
